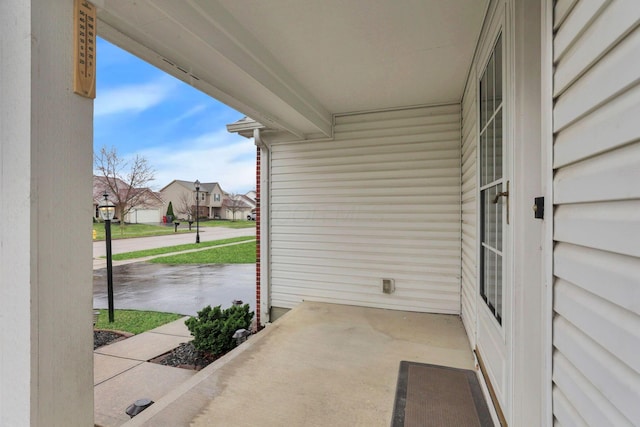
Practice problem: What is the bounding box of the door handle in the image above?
[491,181,509,224]
[492,191,509,204]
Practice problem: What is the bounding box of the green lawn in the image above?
[111,236,255,260]
[94,309,183,334]
[93,222,191,241]
[149,241,256,264]
[197,219,256,229]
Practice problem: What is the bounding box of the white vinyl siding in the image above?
[552,2,640,426]
[269,105,462,313]
[461,72,478,343]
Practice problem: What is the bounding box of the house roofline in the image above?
[159,179,222,193]
[226,117,266,139]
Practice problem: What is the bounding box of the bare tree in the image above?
[176,191,197,221]
[225,193,247,221]
[94,146,156,225]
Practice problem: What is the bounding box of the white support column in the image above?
[0,1,94,425]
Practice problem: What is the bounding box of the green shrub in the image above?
[185,304,254,356]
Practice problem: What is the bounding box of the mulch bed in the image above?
[149,342,219,371]
[93,330,129,350]
[94,330,249,371]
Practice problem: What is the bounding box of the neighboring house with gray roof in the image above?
[159,179,226,220]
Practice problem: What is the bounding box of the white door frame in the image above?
[473,1,551,425]
[474,1,513,423]
[541,0,555,424]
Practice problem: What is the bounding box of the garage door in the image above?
[129,209,161,224]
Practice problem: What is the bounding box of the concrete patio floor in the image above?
[123,301,477,427]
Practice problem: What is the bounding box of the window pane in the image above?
[495,35,503,106]
[490,186,497,250]
[496,254,503,321]
[487,250,496,310]
[483,188,490,245]
[487,121,494,184]
[495,121,500,184]
[480,72,487,130]
[487,54,495,120]
[480,131,487,186]
[480,246,486,298]
[483,248,490,303]
[480,184,501,253]
[496,185,503,252]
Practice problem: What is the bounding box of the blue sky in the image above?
[94,37,255,194]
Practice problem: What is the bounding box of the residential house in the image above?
[244,190,257,203]
[2,1,639,426]
[159,179,225,219]
[93,176,164,224]
[222,193,253,221]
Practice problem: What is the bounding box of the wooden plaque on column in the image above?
[73,0,96,99]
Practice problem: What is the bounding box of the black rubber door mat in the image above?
[391,361,494,427]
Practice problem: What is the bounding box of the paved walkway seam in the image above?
[94,361,144,387]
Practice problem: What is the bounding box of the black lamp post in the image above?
[194,179,200,244]
[98,193,116,322]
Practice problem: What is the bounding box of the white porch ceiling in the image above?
[95,0,488,138]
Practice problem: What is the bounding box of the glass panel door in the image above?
[479,34,504,324]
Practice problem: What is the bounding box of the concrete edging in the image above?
[120,308,295,426]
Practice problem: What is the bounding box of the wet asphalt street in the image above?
[93,263,255,316]
[92,226,257,316]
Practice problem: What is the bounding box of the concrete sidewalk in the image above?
[93,226,255,258]
[94,318,195,427]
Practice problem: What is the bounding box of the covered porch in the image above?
[10,0,640,425]
[2,0,539,425]
[2,0,545,425]
[122,301,476,426]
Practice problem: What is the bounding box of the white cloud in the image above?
[137,130,256,194]
[95,77,177,117]
[165,104,207,126]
